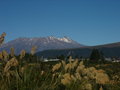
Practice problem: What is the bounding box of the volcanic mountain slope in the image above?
[0,36,84,54]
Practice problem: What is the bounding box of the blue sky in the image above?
[0,0,120,46]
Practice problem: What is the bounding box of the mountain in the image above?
[0,36,84,54]
[37,42,120,58]
[1,36,120,57]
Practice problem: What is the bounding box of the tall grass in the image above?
[0,51,110,90]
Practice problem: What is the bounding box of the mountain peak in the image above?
[46,36,73,43]
[0,36,84,54]
[47,36,56,40]
[57,36,72,43]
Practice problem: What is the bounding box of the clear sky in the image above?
[0,0,120,46]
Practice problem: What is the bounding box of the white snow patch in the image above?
[57,37,72,43]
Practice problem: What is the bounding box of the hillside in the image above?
[37,42,120,58]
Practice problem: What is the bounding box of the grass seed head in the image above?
[2,50,9,61]
[31,46,37,55]
[61,78,71,86]
[65,63,72,72]
[79,61,84,66]
[61,73,76,85]
[76,64,85,73]
[61,73,72,85]
[63,73,71,80]
[52,63,61,72]
[4,57,18,73]
[75,73,81,80]
[20,50,26,59]
[83,83,92,90]
[95,72,109,84]
[10,47,15,57]
[0,32,6,46]
[71,59,78,69]
[68,56,73,64]
[71,75,76,81]
[61,60,66,68]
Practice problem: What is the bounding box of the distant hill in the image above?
[37,42,120,58]
[0,36,84,54]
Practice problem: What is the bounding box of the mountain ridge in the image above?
[0,36,84,54]
[1,36,120,57]
[37,42,120,58]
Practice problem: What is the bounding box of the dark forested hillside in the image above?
[37,45,120,58]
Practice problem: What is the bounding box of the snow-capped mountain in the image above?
[0,36,84,54]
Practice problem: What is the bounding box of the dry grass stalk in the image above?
[75,72,81,80]
[95,72,109,84]
[20,50,26,59]
[61,73,71,85]
[41,70,45,75]
[65,63,72,72]
[2,50,9,61]
[31,46,37,55]
[19,65,28,74]
[86,67,97,79]
[20,67,25,74]
[61,73,76,85]
[97,69,105,73]
[71,75,76,81]
[52,73,56,79]
[0,52,3,60]
[71,59,78,69]
[76,64,85,74]
[99,86,103,90]
[61,60,66,68]
[10,47,15,57]
[52,63,61,72]
[0,32,6,46]
[83,83,92,90]
[4,57,18,73]
[68,56,73,64]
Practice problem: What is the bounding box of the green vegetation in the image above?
[90,49,104,61]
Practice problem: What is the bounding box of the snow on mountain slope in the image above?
[0,36,85,54]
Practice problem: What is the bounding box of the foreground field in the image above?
[0,50,120,90]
